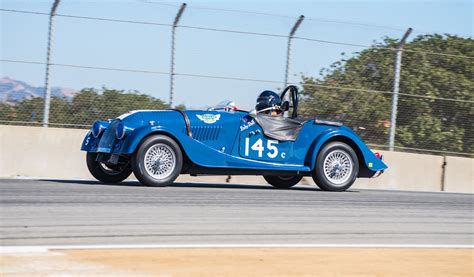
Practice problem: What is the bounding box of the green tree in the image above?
[70,88,171,125]
[0,88,180,128]
[0,103,17,121]
[300,34,473,153]
[14,97,72,125]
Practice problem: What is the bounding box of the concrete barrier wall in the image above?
[1,125,472,193]
[0,125,90,179]
[444,156,473,193]
[354,151,444,192]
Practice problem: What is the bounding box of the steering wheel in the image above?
[279,85,299,119]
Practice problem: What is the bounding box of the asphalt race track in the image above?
[0,179,473,246]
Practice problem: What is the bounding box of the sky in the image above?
[1,0,472,109]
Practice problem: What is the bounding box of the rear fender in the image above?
[308,127,387,173]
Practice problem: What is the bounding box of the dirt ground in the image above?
[2,248,473,276]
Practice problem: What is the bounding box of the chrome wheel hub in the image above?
[144,143,176,180]
[323,150,353,185]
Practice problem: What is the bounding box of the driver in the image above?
[255,90,282,117]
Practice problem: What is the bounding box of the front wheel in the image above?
[264,175,303,189]
[131,135,183,187]
[86,152,132,183]
[312,142,359,192]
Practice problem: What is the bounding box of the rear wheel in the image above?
[131,135,183,187]
[264,175,303,189]
[312,142,358,192]
[86,152,132,183]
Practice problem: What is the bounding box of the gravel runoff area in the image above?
[1,247,472,276]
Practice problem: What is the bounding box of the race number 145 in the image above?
[244,138,279,159]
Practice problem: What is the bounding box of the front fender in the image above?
[81,130,96,151]
[119,125,181,154]
[308,127,387,172]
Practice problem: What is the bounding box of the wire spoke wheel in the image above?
[132,135,183,187]
[322,149,353,186]
[313,142,359,192]
[144,143,177,180]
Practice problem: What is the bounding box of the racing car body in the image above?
[81,86,387,191]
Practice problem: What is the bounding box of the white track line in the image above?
[2,244,473,253]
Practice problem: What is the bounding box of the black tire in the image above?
[86,152,132,183]
[264,175,303,189]
[312,142,359,192]
[131,135,183,187]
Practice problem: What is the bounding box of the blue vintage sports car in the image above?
[81,85,387,191]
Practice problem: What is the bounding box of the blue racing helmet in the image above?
[255,90,281,113]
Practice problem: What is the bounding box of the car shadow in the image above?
[39,179,140,187]
[171,182,322,192]
[38,179,360,193]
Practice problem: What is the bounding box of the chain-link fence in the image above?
[1,3,473,157]
[299,41,474,157]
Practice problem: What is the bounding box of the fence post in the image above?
[169,3,187,108]
[42,0,61,127]
[284,15,304,88]
[389,27,412,151]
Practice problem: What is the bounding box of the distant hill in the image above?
[0,77,77,104]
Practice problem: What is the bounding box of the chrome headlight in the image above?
[115,122,129,140]
[91,121,106,138]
